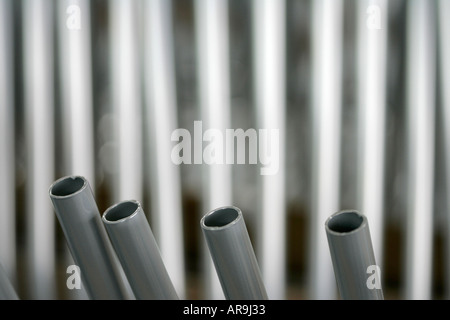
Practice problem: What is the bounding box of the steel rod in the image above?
[49,176,128,300]
[251,0,287,300]
[103,200,179,300]
[22,0,56,299]
[437,0,450,299]
[194,0,232,299]
[325,210,384,300]
[201,206,268,300]
[109,0,143,203]
[404,0,436,300]
[309,0,343,300]
[0,0,16,284]
[142,0,185,298]
[356,0,388,270]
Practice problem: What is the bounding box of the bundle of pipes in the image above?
[45,174,382,300]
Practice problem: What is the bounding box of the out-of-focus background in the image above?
[0,0,449,300]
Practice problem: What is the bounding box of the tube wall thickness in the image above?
[325,210,384,300]
[102,200,179,300]
[201,206,268,300]
[49,176,127,300]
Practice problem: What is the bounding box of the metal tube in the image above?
[252,0,287,300]
[0,0,16,284]
[22,0,56,299]
[57,0,95,188]
[437,0,450,299]
[325,210,384,300]
[49,176,128,300]
[0,262,18,300]
[142,0,185,298]
[110,0,143,203]
[404,0,436,300]
[200,206,268,300]
[356,0,388,269]
[309,0,343,300]
[102,200,179,300]
[194,0,232,299]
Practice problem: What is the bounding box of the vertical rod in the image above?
[356,0,388,270]
[110,0,143,203]
[438,0,450,300]
[57,0,95,300]
[404,0,436,300]
[252,0,287,300]
[194,0,232,299]
[22,0,56,299]
[309,0,343,300]
[0,0,16,284]
[143,0,185,298]
[57,0,95,188]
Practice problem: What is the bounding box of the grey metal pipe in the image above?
[0,262,18,300]
[102,200,179,300]
[325,210,384,300]
[49,175,128,300]
[200,206,268,300]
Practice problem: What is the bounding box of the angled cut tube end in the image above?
[201,206,268,300]
[102,200,179,300]
[325,210,384,300]
[49,175,128,300]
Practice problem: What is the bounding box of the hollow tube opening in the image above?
[50,176,86,197]
[104,201,139,222]
[327,211,364,233]
[203,207,240,228]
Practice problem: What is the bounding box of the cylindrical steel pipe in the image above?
[49,176,128,300]
[0,262,18,300]
[325,210,384,300]
[200,206,268,300]
[102,200,179,300]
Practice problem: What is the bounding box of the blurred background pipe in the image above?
[142,0,185,299]
[404,0,436,300]
[0,0,16,286]
[325,210,384,300]
[252,0,287,300]
[22,0,56,299]
[201,206,268,300]
[309,0,343,300]
[103,200,179,300]
[194,0,232,300]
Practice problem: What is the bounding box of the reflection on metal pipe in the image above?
[57,0,95,188]
[0,263,18,300]
[356,0,388,269]
[142,0,185,298]
[110,0,143,203]
[103,200,179,300]
[201,206,268,300]
[325,210,384,300]
[404,0,436,300]
[309,0,343,300]
[0,0,16,284]
[194,0,232,299]
[252,0,286,300]
[22,0,56,299]
[437,0,450,299]
[49,176,128,300]
[57,0,94,300]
